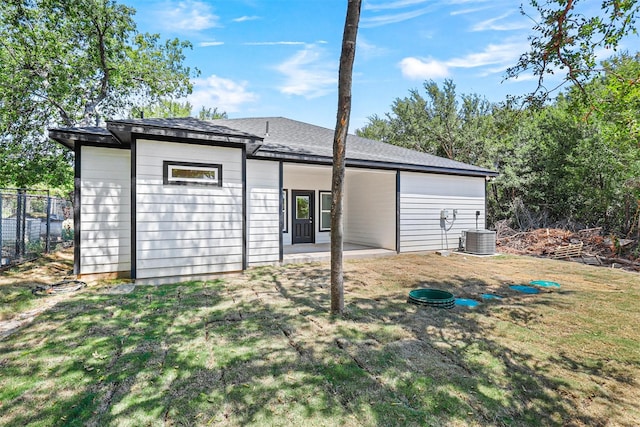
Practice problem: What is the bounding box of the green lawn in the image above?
[1,253,639,426]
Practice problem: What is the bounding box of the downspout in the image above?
[484,176,489,229]
[130,138,137,280]
[396,170,401,253]
[242,148,247,270]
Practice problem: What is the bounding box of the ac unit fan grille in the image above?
[465,230,496,255]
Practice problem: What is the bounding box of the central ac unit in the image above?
[464,229,496,255]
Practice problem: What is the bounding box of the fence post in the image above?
[0,192,3,264]
[15,190,23,259]
[23,191,28,257]
[46,195,52,253]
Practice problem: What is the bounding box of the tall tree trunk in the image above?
[331,0,362,315]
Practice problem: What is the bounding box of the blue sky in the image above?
[124,0,629,131]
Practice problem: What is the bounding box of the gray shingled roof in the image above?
[210,117,496,176]
[108,118,261,140]
[50,118,264,152]
[107,118,263,152]
[49,117,496,177]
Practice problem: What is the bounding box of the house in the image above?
[49,117,497,284]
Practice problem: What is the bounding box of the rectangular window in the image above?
[163,161,222,187]
[319,191,331,232]
[282,189,288,233]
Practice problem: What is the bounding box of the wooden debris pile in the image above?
[495,223,640,271]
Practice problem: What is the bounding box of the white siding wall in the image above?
[247,160,280,265]
[399,172,486,252]
[136,140,243,280]
[345,170,396,250]
[282,164,332,246]
[80,146,131,274]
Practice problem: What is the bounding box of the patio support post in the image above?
[396,170,400,253]
[279,161,284,263]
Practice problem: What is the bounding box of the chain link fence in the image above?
[1,188,73,269]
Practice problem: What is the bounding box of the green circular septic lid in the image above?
[408,288,455,309]
[409,288,454,301]
[530,280,561,288]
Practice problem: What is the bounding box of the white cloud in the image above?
[187,75,258,113]
[471,11,529,31]
[233,15,260,22]
[363,0,496,26]
[275,45,337,99]
[357,37,390,60]
[594,45,618,63]
[364,0,431,11]
[445,42,525,69]
[505,72,538,82]
[199,41,224,47]
[155,1,220,32]
[244,41,307,46]
[399,40,527,80]
[243,40,327,47]
[360,6,436,27]
[399,57,450,79]
[450,6,492,16]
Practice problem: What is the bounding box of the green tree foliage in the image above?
[484,106,540,228]
[198,106,228,120]
[565,52,640,231]
[0,0,196,189]
[507,0,639,103]
[491,0,638,230]
[517,96,638,232]
[580,52,640,146]
[131,100,194,119]
[357,79,494,166]
[130,101,229,120]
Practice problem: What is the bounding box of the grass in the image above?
[0,252,639,426]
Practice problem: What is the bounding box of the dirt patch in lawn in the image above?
[0,248,76,334]
[0,248,74,285]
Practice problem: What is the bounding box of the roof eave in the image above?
[106,122,264,153]
[251,150,498,177]
[48,128,121,150]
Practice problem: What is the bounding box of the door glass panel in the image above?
[296,196,310,219]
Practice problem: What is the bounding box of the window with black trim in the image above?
[282,189,288,233]
[163,161,222,187]
[319,191,331,232]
